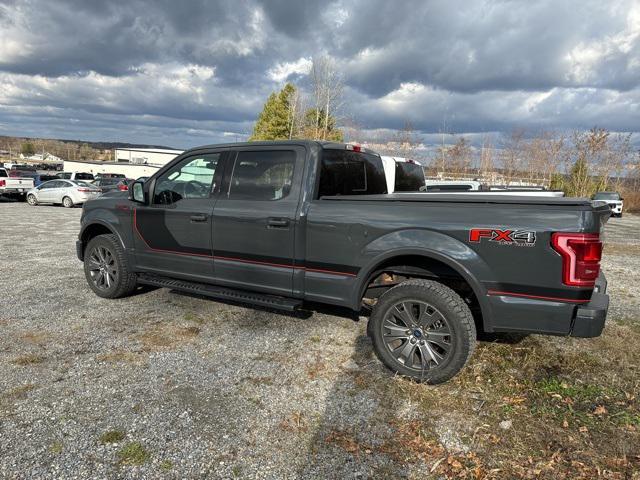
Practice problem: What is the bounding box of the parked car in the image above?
[0,167,35,200]
[26,179,101,207]
[94,173,126,180]
[57,172,95,182]
[593,192,623,217]
[77,141,610,384]
[93,178,132,193]
[33,174,59,186]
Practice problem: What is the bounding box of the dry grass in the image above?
[360,321,640,479]
[136,323,201,350]
[96,351,141,363]
[603,243,640,256]
[11,354,45,365]
[279,411,309,433]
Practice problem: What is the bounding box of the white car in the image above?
[26,179,101,208]
[593,192,623,217]
[57,172,95,182]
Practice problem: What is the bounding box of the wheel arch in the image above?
[80,221,126,256]
[354,248,493,332]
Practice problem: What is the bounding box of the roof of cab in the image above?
[186,140,380,156]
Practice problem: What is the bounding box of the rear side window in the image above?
[318,149,387,197]
[76,173,94,180]
[227,150,295,201]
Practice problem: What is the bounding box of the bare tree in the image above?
[310,56,344,140]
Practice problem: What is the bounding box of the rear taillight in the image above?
[0,180,5,187]
[77,187,94,192]
[118,183,129,191]
[551,233,602,287]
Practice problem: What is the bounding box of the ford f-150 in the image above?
[76,141,610,383]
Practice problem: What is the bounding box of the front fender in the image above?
[79,203,132,252]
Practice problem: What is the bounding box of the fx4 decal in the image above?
[469,228,537,247]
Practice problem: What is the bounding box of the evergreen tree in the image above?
[250,83,296,141]
[21,141,35,156]
[301,108,343,142]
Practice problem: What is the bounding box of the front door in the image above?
[212,147,303,295]
[133,152,224,282]
[36,180,60,202]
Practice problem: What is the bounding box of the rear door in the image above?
[212,146,303,295]
[133,151,225,281]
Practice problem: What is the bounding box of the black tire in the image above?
[62,196,74,208]
[83,234,137,299]
[369,279,476,384]
[27,194,38,206]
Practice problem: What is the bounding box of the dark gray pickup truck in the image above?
[77,141,610,383]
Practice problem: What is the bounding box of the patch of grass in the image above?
[117,442,150,466]
[184,311,205,325]
[279,411,308,433]
[159,460,173,470]
[11,354,45,365]
[2,384,37,401]
[231,465,242,477]
[49,441,63,455]
[535,377,604,402]
[100,430,125,444]
[137,324,200,350]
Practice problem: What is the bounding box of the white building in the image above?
[114,148,183,166]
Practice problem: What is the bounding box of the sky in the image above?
[0,0,639,149]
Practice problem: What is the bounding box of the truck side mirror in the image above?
[129,180,146,204]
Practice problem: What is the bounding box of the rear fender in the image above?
[354,229,494,330]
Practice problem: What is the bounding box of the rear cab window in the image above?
[318,149,387,197]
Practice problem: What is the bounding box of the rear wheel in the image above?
[369,279,476,384]
[27,194,38,206]
[62,196,74,208]
[84,234,137,298]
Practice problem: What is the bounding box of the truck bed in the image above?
[320,193,605,208]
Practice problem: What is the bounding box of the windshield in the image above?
[394,162,425,192]
[594,192,620,200]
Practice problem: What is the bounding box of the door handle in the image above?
[267,217,290,228]
[190,213,208,222]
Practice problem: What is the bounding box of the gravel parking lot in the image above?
[1,202,639,479]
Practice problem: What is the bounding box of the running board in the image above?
[137,274,302,312]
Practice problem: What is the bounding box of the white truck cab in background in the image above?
[380,156,427,193]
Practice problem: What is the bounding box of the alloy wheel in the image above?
[87,245,118,290]
[381,300,452,373]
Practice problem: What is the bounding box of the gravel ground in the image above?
[0,202,638,479]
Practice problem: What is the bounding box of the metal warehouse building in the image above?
[114,148,183,167]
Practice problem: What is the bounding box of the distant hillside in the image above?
[0,135,176,151]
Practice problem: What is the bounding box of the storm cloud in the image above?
[0,0,638,147]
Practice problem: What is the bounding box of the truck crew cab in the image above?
[77,141,610,383]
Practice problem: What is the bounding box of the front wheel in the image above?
[369,279,476,384]
[84,234,137,298]
[27,194,38,206]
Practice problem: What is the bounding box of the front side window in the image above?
[153,153,219,205]
[318,149,387,197]
[227,150,295,201]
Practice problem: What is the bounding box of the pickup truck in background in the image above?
[76,141,610,384]
[593,192,623,217]
[0,168,35,200]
